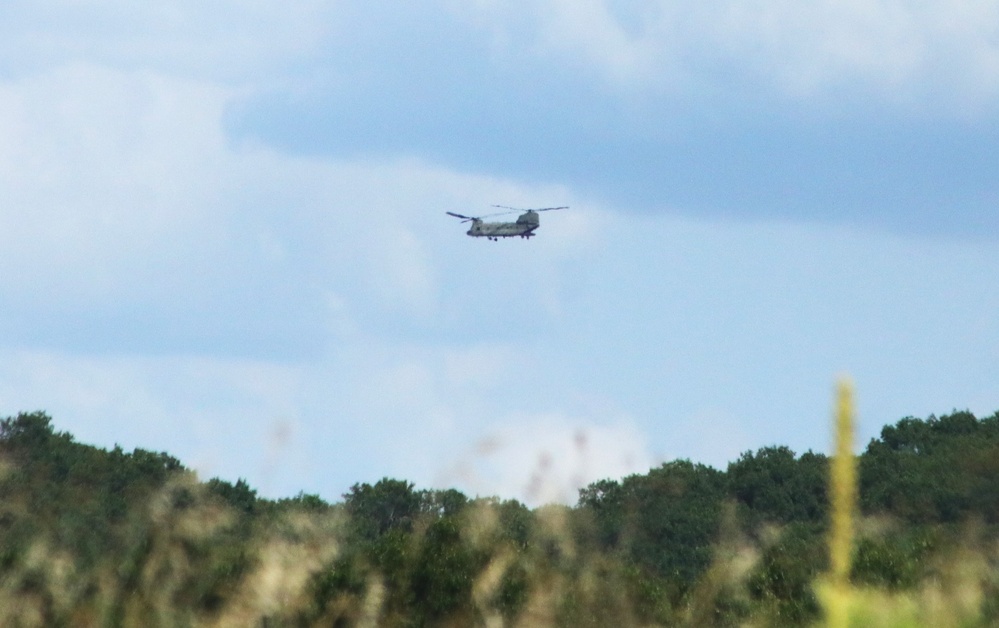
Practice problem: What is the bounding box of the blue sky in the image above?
[1,1,998,505]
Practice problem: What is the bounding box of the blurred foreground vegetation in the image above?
[2,406,999,626]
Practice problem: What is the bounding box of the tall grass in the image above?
[821,378,858,628]
[818,379,991,628]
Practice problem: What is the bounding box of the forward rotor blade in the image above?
[479,210,517,219]
[491,205,568,212]
[446,211,475,221]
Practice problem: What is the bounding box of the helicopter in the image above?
[446,205,568,240]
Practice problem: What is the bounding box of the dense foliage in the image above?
[2,408,999,625]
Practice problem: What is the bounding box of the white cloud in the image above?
[438,412,654,506]
[0,55,608,499]
[0,342,653,505]
[0,60,593,352]
[0,0,335,84]
[0,350,307,491]
[6,1,999,113]
[459,0,999,109]
[363,225,440,319]
[0,63,232,302]
[708,1,999,107]
[442,343,525,389]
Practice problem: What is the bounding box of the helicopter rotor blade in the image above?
[446,211,475,222]
[479,210,517,219]
[491,205,568,212]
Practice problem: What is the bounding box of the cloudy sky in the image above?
[2,1,998,505]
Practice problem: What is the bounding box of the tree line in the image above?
[1,408,998,626]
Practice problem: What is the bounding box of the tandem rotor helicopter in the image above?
[446,205,568,240]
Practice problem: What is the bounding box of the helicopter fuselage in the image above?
[447,206,566,240]
[467,211,541,240]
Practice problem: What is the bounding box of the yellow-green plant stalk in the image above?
[826,378,857,627]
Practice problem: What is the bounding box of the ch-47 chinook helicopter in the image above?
[446,205,568,240]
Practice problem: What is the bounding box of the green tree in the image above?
[727,446,827,527]
[411,515,476,623]
[746,523,823,625]
[344,478,422,541]
[861,410,999,524]
[206,477,258,515]
[580,460,727,589]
